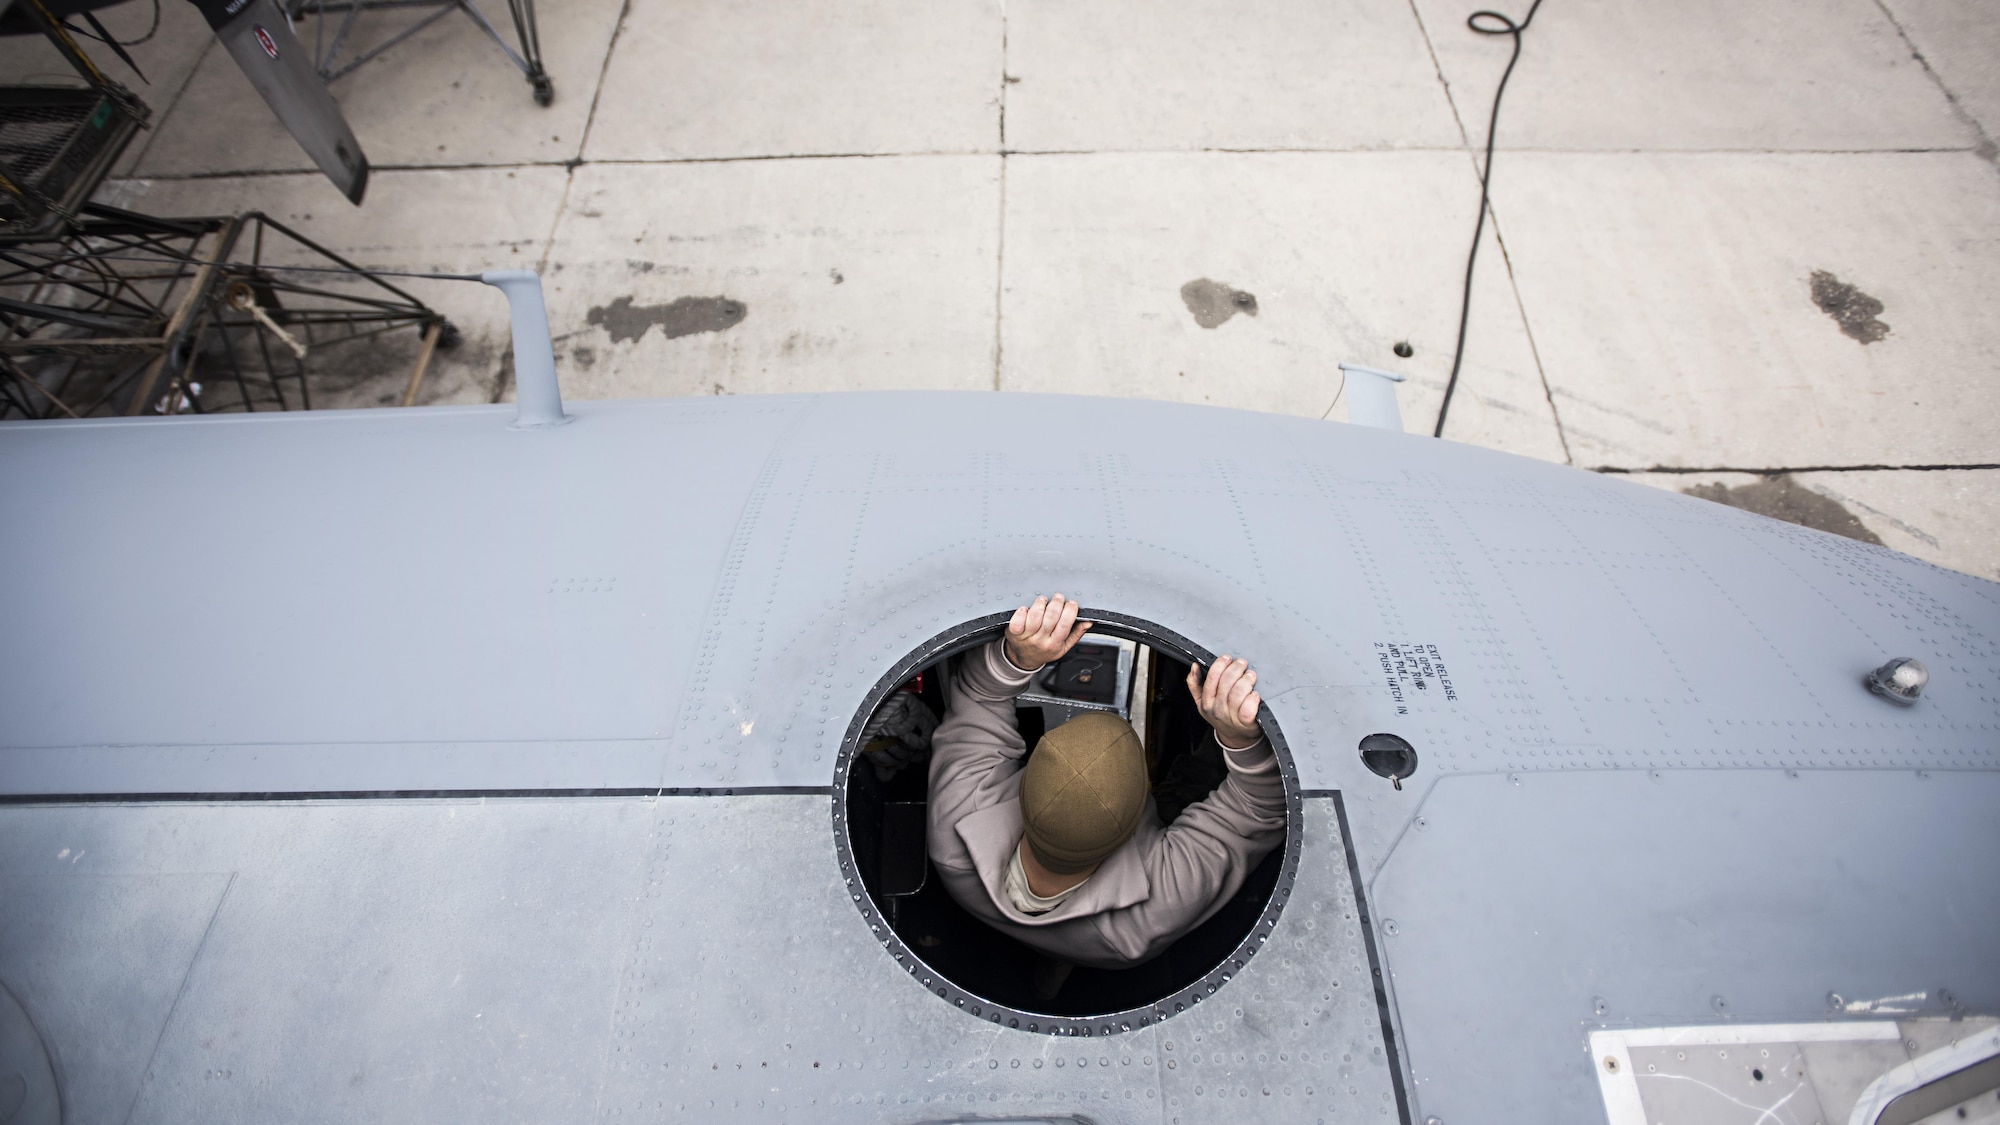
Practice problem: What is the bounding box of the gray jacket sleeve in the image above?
[925,641,1035,880]
[1091,733,1287,964]
[926,638,1289,968]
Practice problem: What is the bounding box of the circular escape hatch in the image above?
[832,610,1305,1037]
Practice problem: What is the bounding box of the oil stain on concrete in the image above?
[1180,279,1258,329]
[1809,270,1889,344]
[587,296,747,344]
[1684,474,1883,545]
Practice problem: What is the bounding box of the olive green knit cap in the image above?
[1020,711,1147,875]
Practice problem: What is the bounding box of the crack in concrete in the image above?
[1870,0,2000,169]
[992,0,1010,392]
[109,144,1998,188]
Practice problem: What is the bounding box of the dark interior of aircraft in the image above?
[844,631,1284,1017]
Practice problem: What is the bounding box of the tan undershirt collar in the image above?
[1004,839,1089,915]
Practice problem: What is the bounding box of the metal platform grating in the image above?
[0,86,147,234]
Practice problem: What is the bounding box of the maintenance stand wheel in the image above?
[531,75,554,107]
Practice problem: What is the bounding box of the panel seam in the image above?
[120,871,237,1125]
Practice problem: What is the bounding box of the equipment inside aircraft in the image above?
[843,619,1288,1019]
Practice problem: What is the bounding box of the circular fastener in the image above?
[1602,1055,1620,1073]
[1711,994,1731,1015]
[1382,919,1400,937]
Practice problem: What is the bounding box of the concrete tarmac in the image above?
[5,0,1994,577]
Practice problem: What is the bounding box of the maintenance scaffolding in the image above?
[0,0,458,420]
[0,206,455,419]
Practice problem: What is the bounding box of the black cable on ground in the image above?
[63,0,161,47]
[59,0,162,83]
[1433,0,1544,439]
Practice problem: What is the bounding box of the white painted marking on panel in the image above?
[1637,1071,1805,1124]
[1842,991,1930,1015]
[1848,1026,2000,1125]
[1618,1022,1902,1048]
[1595,1023,1902,1125]
[1588,1031,1647,1125]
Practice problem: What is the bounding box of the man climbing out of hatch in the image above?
[927,592,1287,974]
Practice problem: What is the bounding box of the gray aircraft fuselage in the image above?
[1,391,1994,1124]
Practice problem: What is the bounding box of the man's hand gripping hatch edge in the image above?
[1003,593,1093,672]
[1003,593,1266,750]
